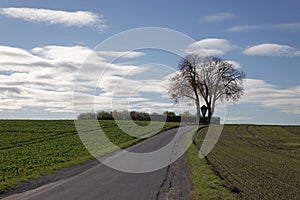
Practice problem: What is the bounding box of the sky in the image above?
[0,0,299,125]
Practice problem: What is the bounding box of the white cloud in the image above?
[199,12,235,23]
[0,7,106,29]
[227,22,300,32]
[273,22,300,31]
[185,38,237,56]
[31,45,94,64]
[227,25,262,32]
[240,79,300,115]
[96,51,145,58]
[243,43,300,57]
[226,60,241,69]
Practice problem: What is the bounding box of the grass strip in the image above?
[187,142,238,200]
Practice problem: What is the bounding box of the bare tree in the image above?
[169,54,245,124]
[169,54,202,123]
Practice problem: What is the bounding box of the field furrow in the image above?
[194,125,300,200]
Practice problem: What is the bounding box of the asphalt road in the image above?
[4,126,195,200]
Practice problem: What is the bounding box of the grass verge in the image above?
[187,132,238,200]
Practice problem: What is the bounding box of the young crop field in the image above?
[192,125,300,200]
[0,120,178,193]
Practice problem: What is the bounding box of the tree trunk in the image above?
[208,100,216,124]
[195,99,201,125]
[207,106,212,124]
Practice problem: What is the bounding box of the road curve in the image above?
[4,126,196,200]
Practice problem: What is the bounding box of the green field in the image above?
[190,125,300,200]
[0,120,178,192]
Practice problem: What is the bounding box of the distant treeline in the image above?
[77,110,220,124]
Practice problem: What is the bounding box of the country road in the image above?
[3,126,196,200]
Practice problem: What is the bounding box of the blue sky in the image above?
[0,0,299,124]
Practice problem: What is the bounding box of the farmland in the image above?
[191,125,300,200]
[0,120,178,193]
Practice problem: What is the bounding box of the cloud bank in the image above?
[0,43,299,118]
[0,45,178,117]
[241,79,300,115]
